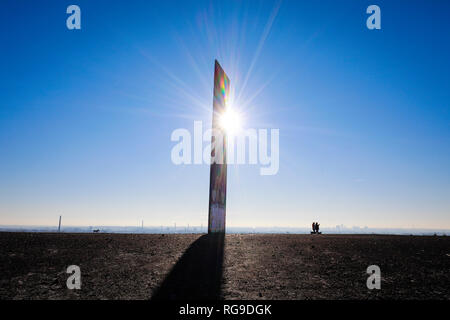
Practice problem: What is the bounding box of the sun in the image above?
[219,107,242,135]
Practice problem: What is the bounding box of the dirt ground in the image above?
[0,232,448,300]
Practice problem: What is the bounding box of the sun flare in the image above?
[219,108,242,135]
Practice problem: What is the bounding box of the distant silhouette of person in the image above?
[311,222,320,234]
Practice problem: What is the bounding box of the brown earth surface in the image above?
[0,232,449,300]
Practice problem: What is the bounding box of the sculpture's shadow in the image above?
[151,233,225,300]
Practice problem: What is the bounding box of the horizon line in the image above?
[1,224,449,232]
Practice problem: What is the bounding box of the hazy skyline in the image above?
[1,0,449,229]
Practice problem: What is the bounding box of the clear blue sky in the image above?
[1,0,449,228]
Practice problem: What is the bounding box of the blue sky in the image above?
[1,0,449,228]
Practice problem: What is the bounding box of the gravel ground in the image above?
[0,232,448,300]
